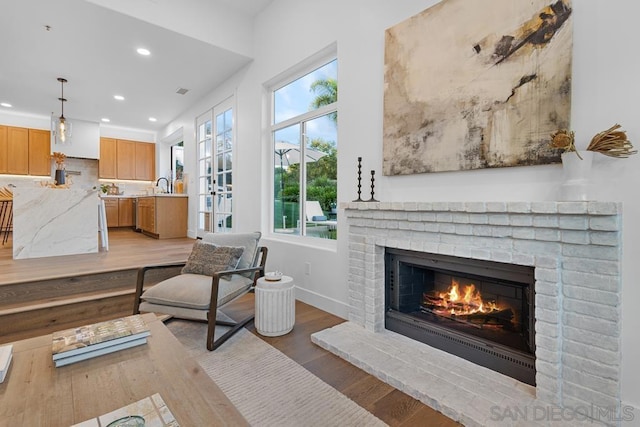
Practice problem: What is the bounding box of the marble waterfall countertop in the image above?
[13,187,99,259]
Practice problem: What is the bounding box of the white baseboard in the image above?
[294,286,348,320]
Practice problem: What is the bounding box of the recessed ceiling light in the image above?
[0,102,12,108]
[137,48,151,56]
[114,95,125,101]
[148,117,157,122]
[101,118,110,123]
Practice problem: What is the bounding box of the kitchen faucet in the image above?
[156,177,170,193]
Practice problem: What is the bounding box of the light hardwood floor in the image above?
[0,228,194,286]
[1,229,459,426]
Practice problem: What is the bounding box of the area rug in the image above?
[167,319,387,427]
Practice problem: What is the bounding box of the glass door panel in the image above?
[213,98,234,233]
[196,113,213,237]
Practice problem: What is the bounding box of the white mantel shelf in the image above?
[341,200,621,215]
[13,187,99,259]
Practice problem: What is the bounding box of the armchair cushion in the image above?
[141,273,252,310]
[202,231,261,270]
[311,215,327,221]
[181,241,244,276]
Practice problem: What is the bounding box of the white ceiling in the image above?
[0,0,273,132]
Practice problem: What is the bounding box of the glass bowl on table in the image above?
[264,271,283,282]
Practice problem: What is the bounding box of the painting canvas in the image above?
[383,0,572,175]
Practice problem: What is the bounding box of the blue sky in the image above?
[273,59,337,147]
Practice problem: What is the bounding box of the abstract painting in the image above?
[383,0,572,175]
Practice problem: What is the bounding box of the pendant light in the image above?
[53,77,72,145]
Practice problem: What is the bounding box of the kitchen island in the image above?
[136,194,188,239]
[13,187,98,259]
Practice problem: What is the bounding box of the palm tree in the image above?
[310,78,338,123]
[308,79,338,217]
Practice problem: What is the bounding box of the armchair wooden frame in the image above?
[133,246,268,351]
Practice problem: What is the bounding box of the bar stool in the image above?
[0,200,12,245]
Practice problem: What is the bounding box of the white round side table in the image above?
[255,275,295,337]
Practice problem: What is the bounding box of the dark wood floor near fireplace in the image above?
[225,295,460,426]
[0,230,459,426]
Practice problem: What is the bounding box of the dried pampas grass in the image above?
[550,124,636,159]
[586,124,637,158]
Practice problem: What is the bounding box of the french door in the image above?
[213,98,233,233]
[196,97,234,237]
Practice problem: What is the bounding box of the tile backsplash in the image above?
[59,157,99,189]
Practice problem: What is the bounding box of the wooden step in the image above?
[0,292,135,344]
[0,265,184,344]
[0,289,134,316]
[0,266,182,311]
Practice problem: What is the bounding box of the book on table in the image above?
[0,344,12,383]
[52,314,151,367]
[72,393,179,427]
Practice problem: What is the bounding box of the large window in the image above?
[271,58,337,240]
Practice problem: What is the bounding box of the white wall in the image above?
[161,0,640,409]
[99,126,155,143]
[0,111,50,130]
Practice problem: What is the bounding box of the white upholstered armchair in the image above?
[133,231,267,350]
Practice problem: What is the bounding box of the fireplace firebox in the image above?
[385,248,536,385]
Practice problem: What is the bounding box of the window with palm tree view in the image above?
[272,58,337,240]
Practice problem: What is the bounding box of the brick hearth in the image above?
[312,201,622,426]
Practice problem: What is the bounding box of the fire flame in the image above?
[437,280,499,316]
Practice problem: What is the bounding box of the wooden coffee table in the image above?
[0,313,247,426]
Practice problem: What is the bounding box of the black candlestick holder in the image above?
[367,170,379,202]
[353,157,364,201]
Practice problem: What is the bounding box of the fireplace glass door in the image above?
[385,248,536,385]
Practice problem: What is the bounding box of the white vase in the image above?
[559,150,593,201]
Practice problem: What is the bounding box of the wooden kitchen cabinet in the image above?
[137,196,187,239]
[104,198,119,227]
[28,129,51,176]
[0,125,7,173]
[99,138,155,181]
[116,139,136,180]
[99,137,117,179]
[103,197,135,228]
[118,198,135,227]
[135,142,155,181]
[137,197,155,234]
[0,125,51,176]
[1,125,51,176]
[7,126,29,175]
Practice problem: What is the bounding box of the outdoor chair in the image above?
[133,231,267,350]
[305,200,337,230]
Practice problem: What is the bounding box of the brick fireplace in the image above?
[312,201,622,426]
